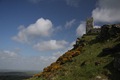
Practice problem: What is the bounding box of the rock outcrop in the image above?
[29,23,120,80]
[97,24,120,41]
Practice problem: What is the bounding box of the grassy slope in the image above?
[27,34,120,80]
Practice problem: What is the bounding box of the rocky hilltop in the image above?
[27,24,120,80]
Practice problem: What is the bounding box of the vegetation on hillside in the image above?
[27,24,120,80]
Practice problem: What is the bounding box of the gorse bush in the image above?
[27,24,120,80]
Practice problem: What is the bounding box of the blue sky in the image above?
[0,0,120,71]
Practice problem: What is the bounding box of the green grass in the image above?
[27,34,120,80]
[53,35,120,80]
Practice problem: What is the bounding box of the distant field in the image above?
[0,71,39,80]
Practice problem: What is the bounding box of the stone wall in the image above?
[86,17,101,34]
[90,28,101,34]
[86,17,93,33]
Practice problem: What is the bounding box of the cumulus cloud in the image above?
[0,49,60,70]
[0,50,18,59]
[76,21,86,37]
[92,0,120,23]
[66,0,81,7]
[12,18,53,43]
[33,40,68,51]
[12,27,28,43]
[65,19,76,28]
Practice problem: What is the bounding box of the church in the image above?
[86,17,101,34]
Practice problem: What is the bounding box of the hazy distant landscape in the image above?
[0,0,120,80]
[0,70,40,80]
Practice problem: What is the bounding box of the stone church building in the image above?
[86,17,101,34]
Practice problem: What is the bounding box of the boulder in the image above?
[97,24,120,41]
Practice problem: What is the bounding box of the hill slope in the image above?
[27,24,120,80]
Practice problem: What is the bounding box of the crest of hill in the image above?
[27,23,120,80]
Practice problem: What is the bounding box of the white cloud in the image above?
[12,18,53,43]
[65,19,76,28]
[76,21,86,37]
[94,25,101,28]
[0,49,60,70]
[66,0,81,7]
[18,25,25,30]
[92,0,120,23]
[0,40,75,70]
[26,18,53,36]
[54,25,62,32]
[0,50,18,59]
[33,40,68,51]
[70,41,75,46]
[12,28,28,43]
[52,51,63,58]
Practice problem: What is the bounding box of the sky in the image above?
[0,0,120,71]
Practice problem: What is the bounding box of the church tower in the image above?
[86,17,94,33]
